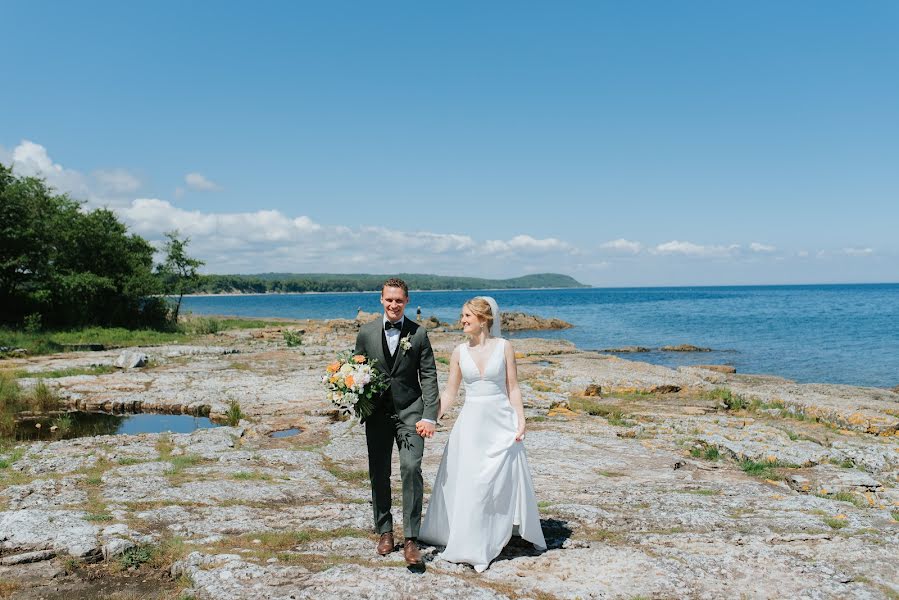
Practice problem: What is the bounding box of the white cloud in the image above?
[5,140,140,207]
[842,247,874,257]
[484,235,572,255]
[600,238,642,253]
[94,168,141,194]
[185,172,220,191]
[652,240,740,258]
[118,198,574,274]
[750,242,776,252]
[10,140,91,200]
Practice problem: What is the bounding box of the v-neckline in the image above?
[465,339,503,379]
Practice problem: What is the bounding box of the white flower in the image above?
[400,334,413,353]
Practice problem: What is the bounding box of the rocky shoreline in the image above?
[0,320,897,599]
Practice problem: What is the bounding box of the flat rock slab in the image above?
[0,509,100,560]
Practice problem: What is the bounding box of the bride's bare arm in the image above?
[438,346,463,420]
[504,341,526,441]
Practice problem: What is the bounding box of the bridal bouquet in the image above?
[322,351,388,421]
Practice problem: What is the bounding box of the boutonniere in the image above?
[400,334,413,353]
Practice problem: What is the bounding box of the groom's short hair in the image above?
[382,277,409,298]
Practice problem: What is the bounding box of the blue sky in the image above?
[2,1,897,286]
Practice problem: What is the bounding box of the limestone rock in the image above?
[786,465,883,495]
[354,310,380,323]
[696,364,737,373]
[660,344,712,352]
[0,550,56,565]
[102,538,136,560]
[501,312,572,331]
[114,350,148,369]
[601,346,650,353]
[583,384,602,397]
[650,384,681,394]
[0,509,101,560]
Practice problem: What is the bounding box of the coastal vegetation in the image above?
[190,272,587,294]
[0,163,206,347]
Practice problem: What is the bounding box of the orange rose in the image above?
[326,362,340,373]
[345,375,355,388]
[352,355,366,364]
[329,375,339,384]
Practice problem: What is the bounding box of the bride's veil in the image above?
[477,296,502,338]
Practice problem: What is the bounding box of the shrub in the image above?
[23,313,42,333]
[187,317,222,335]
[225,399,243,426]
[31,380,61,412]
[283,329,303,347]
[52,413,74,435]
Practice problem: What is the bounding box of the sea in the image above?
[181,284,899,389]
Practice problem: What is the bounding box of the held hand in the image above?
[514,422,526,442]
[416,420,436,438]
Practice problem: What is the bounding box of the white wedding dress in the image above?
[419,338,546,572]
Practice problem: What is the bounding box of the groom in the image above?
[354,277,439,565]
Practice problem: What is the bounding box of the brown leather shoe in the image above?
[376,532,394,556]
[403,538,422,565]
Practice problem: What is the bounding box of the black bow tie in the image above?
[384,320,403,331]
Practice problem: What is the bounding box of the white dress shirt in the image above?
[383,315,403,356]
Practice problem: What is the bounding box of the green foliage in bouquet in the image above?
[322,350,389,421]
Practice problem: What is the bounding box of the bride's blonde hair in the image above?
[463,297,494,331]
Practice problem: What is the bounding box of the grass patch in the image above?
[224,399,243,426]
[114,537,187,572]
[435,356,449,365]
[84,511,114,522]
[211,528,369,554]
[823,517,847,529]
[530,380,556,393]
[576,526,621,542]
[1,373,63,434]
[184,317,298,331]
[322,457,368,484]
[891,510,899,522]
[184,317,222,335]
[537,500,553,508]
[1,326,190,357]
[12,365,118,379]
[233,471,272,481]
[116,457,143,465]
[739,459,796,480]
[597,470,624,477]
[84,474,103,486]
[703,387,748,410]
[690,445,720,461]
[156,434,174,459]
[681,489,720,496]
[816,491,867,509]
[569,397,634,426]
[0,447,25,469]
[167,454,202,475]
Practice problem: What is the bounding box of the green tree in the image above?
[0,163,162,328]
[156,230,204,323]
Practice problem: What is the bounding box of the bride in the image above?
[418,296,546,572]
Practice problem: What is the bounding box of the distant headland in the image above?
[192,273,589,294]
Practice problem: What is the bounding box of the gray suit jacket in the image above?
[354,317,439,425]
